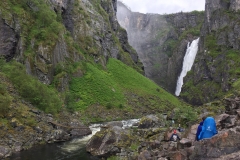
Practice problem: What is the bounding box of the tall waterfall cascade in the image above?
[175,38,200,96]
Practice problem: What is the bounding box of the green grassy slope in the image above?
[67,58,191,123]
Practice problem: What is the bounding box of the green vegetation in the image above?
[1,0,64,49]
[162,39,178,57]
[0,0,188,125]
[0,59,62,114]
[174,105,198,126]
[204,34,220,58]
[179,23,202,40]
[0,81,12,117]
[190,10,205,15]
[67,58,183,119]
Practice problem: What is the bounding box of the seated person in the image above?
[169,129,181,142]
[196,116,206,141]
[198,117,218,140]
[177,124,184,132]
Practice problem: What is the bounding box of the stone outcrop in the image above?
[117,1,204,93]
[0,18,19,61]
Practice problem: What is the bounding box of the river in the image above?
[8,119,139,160]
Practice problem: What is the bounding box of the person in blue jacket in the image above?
[198,117,218,140]
[195,116,206,141]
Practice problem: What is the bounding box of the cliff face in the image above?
[117,1,204,93]
[0,0,143,88]
[181,0,240,105]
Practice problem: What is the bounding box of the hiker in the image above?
[198,117,218,141]
[177,124,184,132]
[195,116,206,141]
[169,129,181,142]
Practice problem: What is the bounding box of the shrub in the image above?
[174,105,198,127]
[0,86,11,117]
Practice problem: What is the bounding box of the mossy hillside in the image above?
[0,59,62,114]
[68,58,184,122]
[0,71,39,139]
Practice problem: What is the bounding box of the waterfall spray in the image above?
[175,38,200,96]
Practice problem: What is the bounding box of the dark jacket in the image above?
[170,133,181,142]
[196,121,203,141]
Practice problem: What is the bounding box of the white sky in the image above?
[119,0,205,14]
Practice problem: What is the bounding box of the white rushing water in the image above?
[60,119,140,153]
[175,37,200,96]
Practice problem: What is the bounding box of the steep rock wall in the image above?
[0,0,142,89]
[181,0,240,105]
[117,1,204,93]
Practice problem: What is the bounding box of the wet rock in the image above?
[105,121,123,128]
[70,127,91,138]
[86,126,131,158]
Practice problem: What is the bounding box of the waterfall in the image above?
[175,38,200,96]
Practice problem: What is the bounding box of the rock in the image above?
[86,126,131,158]
[179,138,192,149]
[215,114,229,128]
[166,150,187,160]
[138,115,159,129]
[70,127,91,138]
[0,18,19,61]
[0,145,11,159]
[186,124,198,141]
[138,150,152,160]
[105,121,123,128]
[190,129,240,159]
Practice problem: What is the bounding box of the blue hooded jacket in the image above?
[198,117,218,140]
[196,121,203,141]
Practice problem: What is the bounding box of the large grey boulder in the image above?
[86,126,131,158]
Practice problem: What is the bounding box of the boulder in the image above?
[138,115,160,129]
[186,124,198,141]
[86,126,131,158]
[190,128,240,159]
[105,121,123,128]
[0,146,11,159]
[179,138,192,149]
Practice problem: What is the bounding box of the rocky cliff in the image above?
[181,0,240,105]
[0,0,143,87]
[117,1,204,93]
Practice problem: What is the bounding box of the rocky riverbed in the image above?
[86,96,240,160]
